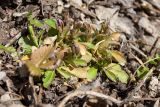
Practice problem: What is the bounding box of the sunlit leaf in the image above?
[0,44,18,58]
[57,48,69,59]
[69,67,89,78]
[98,40,109,51]
[30,19,43,27]
[0,44,16,53]
[43,36,57,45]
[94,40,105,53]
[25,60,42,76]
[28,25,38,47]
[148,58,157,65]
[81,52,92,63]
[105,70,117,82]
[60,66,89,78]
[87,67,97,81]
[44,19,56,29]
[75,42,87,55]
[109,50,126,66]
[21,55,30,61]
[43,70,55,88]
[104,63,129,83]
[18,36,33,54]
[57,67,72,79]
[136,66,149,79]
[82,42,95,49]
[73,59,87,66]
[110,32,121,42]
[31,45,53,67]
[39,60,55,69]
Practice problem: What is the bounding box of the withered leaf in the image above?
[110,32,121,42]
[70,67,89,78]
[39,60,56,69]
[75,42,87,55]
[110,50,126,66]
[31,45,53,67]
[25,60,42,76]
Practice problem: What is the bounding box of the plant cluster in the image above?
[1,14,159,88]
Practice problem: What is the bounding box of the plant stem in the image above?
[28,25,38,47]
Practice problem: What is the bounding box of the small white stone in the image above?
[0,72,6,81]
[0,93,11,102]
[70,0,83,6]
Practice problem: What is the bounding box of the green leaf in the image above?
[104,63,129,83]
[0,44,16,53]
[18,36,33,54]
[73,59,87,66]
[87,67,97,80]
[44,19,56,29]
[82,42,95,49]
[105,70,117,82]
[28,25,39,47]
[30,19,43,27]
[136,66,149,79]
[57,67,72,79]
[43,70,55,88]
[148,58,157,65]
[47,28,58,37]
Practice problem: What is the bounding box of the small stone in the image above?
[70,0,83,6]
[149,76,159,97]
[110,13,136,35]
[95,6,119,20]
[0,93,11,102]
[138,17,156,36]
[147,0,160,9]
[57,0,64,14]
[0,72,6,81]
[10,28,18,37]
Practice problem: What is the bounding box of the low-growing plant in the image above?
[136,54,160,79]
[17,14,130,88]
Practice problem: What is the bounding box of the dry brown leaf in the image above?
[25,60,42,76]
[110,50,126,66]
[31,45,53,67]
[43,36,57,45]
[57,48,69,59]
[110,32,121,42]
[39,60,56,69]
[75,42,87,55]
[69,67,89,78]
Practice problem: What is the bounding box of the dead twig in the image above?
[122,97,159,105]
[40,0,44,16]
[57,90,122,107]
[58,89,159,107]
[5,32,21,47]
[130,52,144,67]
[29,76,38,105]
[149,37,160,55]
[130,43,147,58]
